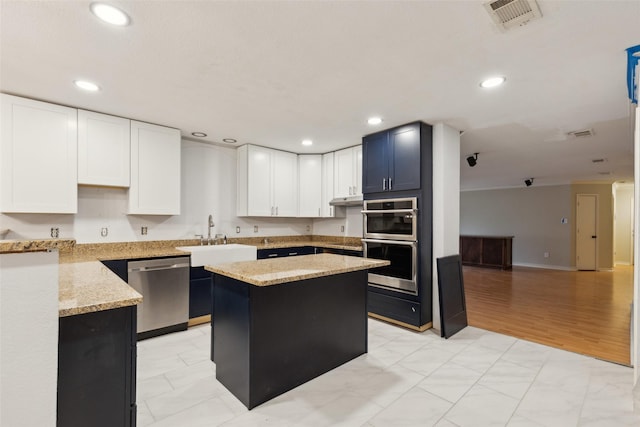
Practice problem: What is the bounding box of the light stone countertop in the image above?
[205,253,388,286]
[0,236,364,317]
[58,261,142,317]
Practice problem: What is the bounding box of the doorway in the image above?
[576,194,598,270]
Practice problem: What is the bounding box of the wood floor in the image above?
[463,265,634,366]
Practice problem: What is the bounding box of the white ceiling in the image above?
[1,0,638,191]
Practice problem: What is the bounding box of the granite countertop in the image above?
[253,240,362,251]
[205,253,388,286]
[0,236,364,317]
[58,261,142,317]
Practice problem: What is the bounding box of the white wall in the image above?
[633,105,639,389]
[0,140,323,242]
[0,251,58,427]
[432,123,461,331]
[460,185,573,269]
[312,206,363,238]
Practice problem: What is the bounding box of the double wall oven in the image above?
[362,197,418,295]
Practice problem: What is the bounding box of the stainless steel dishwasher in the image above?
[127,256,190,339]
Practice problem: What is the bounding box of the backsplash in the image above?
[0,140,363,243]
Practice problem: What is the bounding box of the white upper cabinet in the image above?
[333,145,362,198]
[1,94,78,213]
[237,144,298,217]
[77,110,130,187]
[298,154,322,217]
[321,152,335,217]
[128,121,181,215]
[272,149,298,217]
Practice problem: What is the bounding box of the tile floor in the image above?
[137,319,640,426]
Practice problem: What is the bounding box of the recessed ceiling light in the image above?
[302,139,313,146]
[74,80,100,92]
[480,76,506,88]
[90,2,130,26]
[191,132,207,138]
[222,138,237,144]
[367,117,383,125]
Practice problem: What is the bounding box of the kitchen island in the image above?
[205,253,389,409]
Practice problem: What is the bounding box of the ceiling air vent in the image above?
[568,129,595,138]
[484,0,542,31]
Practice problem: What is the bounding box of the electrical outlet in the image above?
[544,252,550,258]
[141,226,148,235]
[101,227,108,237]
[50,227,59,238]
[236,226,241,233]
[340,225,345,233]
[306,225,311,232]
[254,225,258,233]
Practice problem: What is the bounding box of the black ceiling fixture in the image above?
[525,178,534,187]
[466,153,479,167]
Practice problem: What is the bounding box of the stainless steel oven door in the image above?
[362,197,417,241]
[362,239,418,295]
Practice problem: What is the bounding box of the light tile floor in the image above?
[137,319,640,426]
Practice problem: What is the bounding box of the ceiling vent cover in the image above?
[568,129,595,138]
[484,0,542,31]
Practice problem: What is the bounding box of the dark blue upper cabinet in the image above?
[362,132,389,194]
[362,122,423,194]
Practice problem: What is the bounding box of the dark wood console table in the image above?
[460,235,513,270]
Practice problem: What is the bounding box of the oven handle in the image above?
[362,238,417,246]
[361,209,417,214]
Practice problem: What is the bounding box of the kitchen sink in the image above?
[176,244,257,267]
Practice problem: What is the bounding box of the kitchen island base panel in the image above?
[57,306,136,427]
[213,270,368,409]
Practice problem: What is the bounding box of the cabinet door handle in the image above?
[276,206,278,216]
[268,253,278,257]
[318,207,321,216]
[389,177,392,190]
[382,178,387,190]
[330,206,333,216]
[271,206,274,216]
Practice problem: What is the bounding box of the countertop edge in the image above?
[206,254,388,287]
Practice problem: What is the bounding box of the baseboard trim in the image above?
[512,262,576,271]
[188,315,211,327]
[368,312,432,332]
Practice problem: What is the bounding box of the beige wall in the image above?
[571,183,614,270]
[614,183,634,265]
[460,185,573,269]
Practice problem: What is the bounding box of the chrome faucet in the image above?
[207,214,215,245]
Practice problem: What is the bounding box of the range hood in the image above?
[329,195,363,207]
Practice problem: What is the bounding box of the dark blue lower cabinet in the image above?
[257,246,316,259]
[317,247,363,257]
[367,290,421,327]
[189,266,213,319]
[57,306,136,427]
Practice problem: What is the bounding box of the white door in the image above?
[246,145,273,216]
[129,121,181,215]
[576,194,598,270]
[1,94,78,213]
[272,150,298,217]
[78,110,130,187]
[353,145,363,196]
[298,155,322,217]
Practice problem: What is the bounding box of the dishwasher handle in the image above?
[128,262,190,273]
